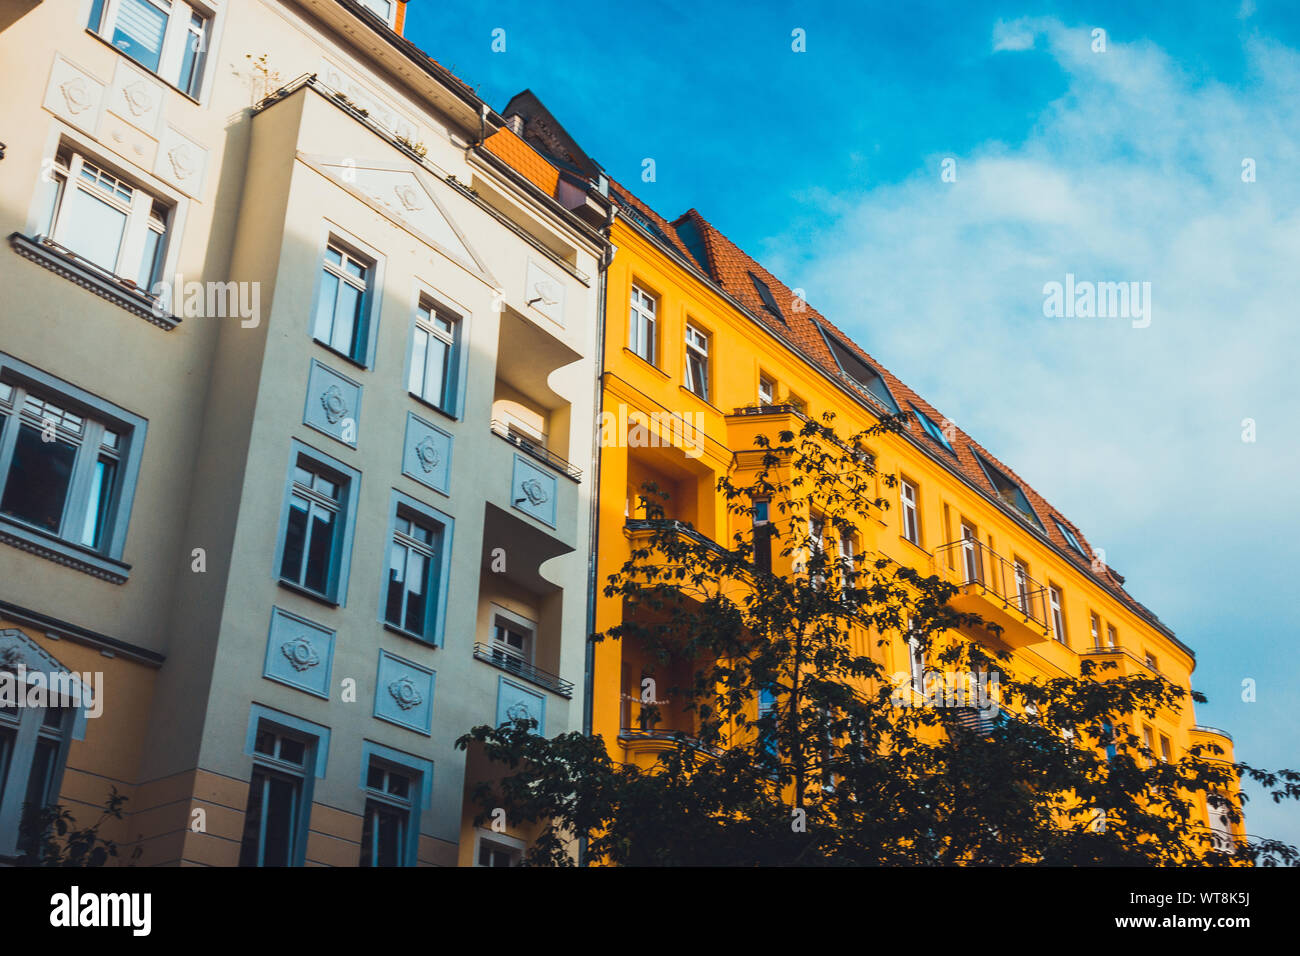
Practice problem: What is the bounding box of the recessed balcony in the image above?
[472,642,573,698]
[933,539,1051,647]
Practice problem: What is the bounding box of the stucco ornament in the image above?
[519,477,549,506]
[60,78,92,114]
[281,636,320,672]
[505,701,532,723]
[320,385,348,424]
[414,435,441,472]
[121,81,154,117]
[389,676,423,710]
[168,143,196,181]
[394,184,424,212]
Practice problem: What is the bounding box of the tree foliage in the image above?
[459,412,1299,866]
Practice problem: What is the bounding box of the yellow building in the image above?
[498,95,1241,853]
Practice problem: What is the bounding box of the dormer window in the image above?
[815,323,900,414]
[973,452,1042,528]
[748,272,785,324]
[1053,517,1087,557]
[911,405,955,455]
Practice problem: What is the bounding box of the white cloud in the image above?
[769,20,1300,845]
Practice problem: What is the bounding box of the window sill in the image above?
[0,517,130,584]
[277,578,340,609]
[678,384,723,415]
[899,535,931,559]
[622,347,669,380]
[406,391,459,423]
[382,621,438,646]
[9,234,180,330]
[313,338,371,373]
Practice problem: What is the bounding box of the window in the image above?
[313,241,375,365]
[629,284,657,363]
[490,609,536,674]
[787,392,807,415]
[911,405,955,455]
[356,0,396,26]
[757,687,779,760]
[684,323,709,400]
[37,145,171,289]
[476,831,523,867]
[973,452,1043,529]
[908,630,925,696]
[840,533,857,598]
[360,761,413,867]
[758,374,775,407]
[748,272,786,323]
[1090,612,1102,648]
[0,354,146,576]
[276,442,360,605]
[408,298,460,414]
[960,522,980,584]
[899,480,920,546]
[752,497,772,573]
[1142,723,1155,760]
[1049,586,1066,644]
[1106,624,1117,648]
[1101,722,1117,763]
[0,697,75,857]
[239,726,313,867]
[384,512,444,640]
[1053,517,1087,558]
[1012,560,1030,612]
[1159,734,1172,763]
[88,0,212,98]
[815,322,899,413]
[1144,650,1159,673]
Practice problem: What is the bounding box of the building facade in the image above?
[498,94,1242,852]
[0,0,607,865]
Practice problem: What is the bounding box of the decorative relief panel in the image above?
[524,260,566,326]
[511,454,557,528]
[304,360,362,448]
[496,677,546,736]
[108,61,163,135]
[401,413,452,495]
[263,608,335,699]
[155,126,208,197]
[320,59,419,141]
[97,112,158,169]
[373,650,435,734]
[43,56,106,134]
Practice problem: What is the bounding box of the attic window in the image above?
[675,217,711,273]
[973,453,1042,528]
[1053,517,1087,558]
[911,405,955,455]
[748,273,786,324]
[815,323,899,414]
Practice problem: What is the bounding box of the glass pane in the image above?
[424,335,449,406]
[23,737,60,815]
[403,550,427,634]
[292,465,313,488]
[0,726,14,806]
[254,730,276,756]
[61,186,127,273]
[361,801,406,867]
[333,282,362,357]
[277,737,305,766]
[408,328,428,396]
[79,456,117,549]
[366,764,385,791]
[384,542,407,627]
[312,271,340,344]
[303,504,335,594]
[111,0,168,74]
[409,522,432,545]
[178,15,207,96]
[36,173,64,238]
[344,257,365,280]
[137,228,162,290]
[279,495,309,583]
[325,246,342,267]
[313,475,339,500]
[387,772,410,799]
[1,423,76,534]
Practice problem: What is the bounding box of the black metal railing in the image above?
[491,420,582,481]
[624,517,732,558]
[472,643,573,698]
[934,538,1051,631]
[1193,724,1234,743]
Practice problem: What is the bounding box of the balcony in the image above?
[624,517,731,558]
[491,419,581,480]
[933,539,1051,647]
[472,642,573,698]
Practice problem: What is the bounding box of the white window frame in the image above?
[40,146,171,289]
[1049,585,1065,643]
[89,0,216,99]
[1013,559,1029,612]
[1090,612,1102,648]
[900,480,920,545]
[490,605,537,674]
[474,827,524,867]
[356,0,397,27]
[684,322,709,400]
[1106,623,1118,648]
[407,297,459,413]
[907,621,925,697]
[960,523,979,584]
[629,284,657,364]
[313,239,375,364]
[758,374,775,406]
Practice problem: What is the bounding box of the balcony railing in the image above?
[1192,724,1234,743]
[624,517,732,558]
[472,643,573,698]
[491,420,582,481]
[934,538,1051,632]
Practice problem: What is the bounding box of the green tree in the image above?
[460,412,1299,866]
[18,786,141,867]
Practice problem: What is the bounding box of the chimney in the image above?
[505,113,525,136]
[394,0,410,36]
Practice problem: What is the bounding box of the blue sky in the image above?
[408,0,1299,847]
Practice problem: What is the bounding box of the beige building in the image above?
[0,0,609,865]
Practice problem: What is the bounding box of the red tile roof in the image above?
[609,185,1160,633]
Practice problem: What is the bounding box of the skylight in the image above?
[1053,517,1087,557]
[748,272,786,324]
[973,452,1042,528]
[911,405,955,455]
[815,323,900,413]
